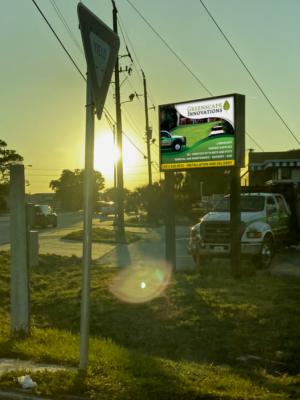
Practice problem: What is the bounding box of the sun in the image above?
[93,131,138,177]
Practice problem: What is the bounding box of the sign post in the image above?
[77,3,120,371]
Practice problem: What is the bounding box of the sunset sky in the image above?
[1,0,299,193]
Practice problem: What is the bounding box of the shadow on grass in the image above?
[1,250,300,398]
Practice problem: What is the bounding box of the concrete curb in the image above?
[0,389,53,400]
[0,389,96,400]
[0,389,99,400]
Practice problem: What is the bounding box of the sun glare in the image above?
[93,131,138,177]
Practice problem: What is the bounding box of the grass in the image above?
[0,250,300,399]
[61,227,141,244]
[170,121,219,147]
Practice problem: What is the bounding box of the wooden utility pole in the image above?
[142,70,152,186]
[112,1,125,241]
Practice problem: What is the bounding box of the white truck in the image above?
[93,201,115,217]
[190,184,300,269]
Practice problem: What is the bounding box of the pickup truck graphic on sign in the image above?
[161,130,186,152]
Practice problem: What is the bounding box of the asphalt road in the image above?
[0,211,87,245]
[0,212,194,269]
[1,212,299,276]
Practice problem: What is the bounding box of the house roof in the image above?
[249,150,300,164]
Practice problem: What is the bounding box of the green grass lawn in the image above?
[170,121,219,148]
[61,227,141,244]
[0,251,300,399]
[161,122,220,159]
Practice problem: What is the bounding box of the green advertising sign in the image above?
[159,94,245,171]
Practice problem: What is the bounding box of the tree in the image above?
[102,187,130,202]
[221,119,234,135]
[0,140,24,197]
[160,105,178,131]
[49,169,105,211]
[134,182,164,223]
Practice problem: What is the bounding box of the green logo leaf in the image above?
[223,100,230,113]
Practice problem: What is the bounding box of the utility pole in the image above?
[113,124,117,224]
[142,70,152,186]
[112,0,125,242]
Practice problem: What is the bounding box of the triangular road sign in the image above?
[78,3,120,120]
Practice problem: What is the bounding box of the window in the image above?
[267,197,276,207]
[161,131,168,138]
[281,168,291,180]
[275,196,287,213]
[214,196,265,212]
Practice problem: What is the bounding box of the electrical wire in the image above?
[199,0,300,146]
[118,15,156,108]
[31,0,86,81]
[32,0,151,160]
[126,0,264,152]
[127,0,264,152]
[126,0,212,97]
[50,0,85,56]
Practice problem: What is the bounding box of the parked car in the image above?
[35,205,57,228]
[189,189,298,269]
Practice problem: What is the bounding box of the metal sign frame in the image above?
[159,93,245,172]
[78,3,120,120]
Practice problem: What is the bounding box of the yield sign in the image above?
[78,3,120,120]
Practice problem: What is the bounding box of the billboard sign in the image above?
[159,94,245,171]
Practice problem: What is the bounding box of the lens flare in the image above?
[109,261,172,304]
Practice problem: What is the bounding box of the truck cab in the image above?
[190,193,292,269]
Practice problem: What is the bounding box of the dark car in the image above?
[35,205,57,228]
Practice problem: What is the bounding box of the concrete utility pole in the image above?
[142,70,152,186]
[10,165,30,337]
[112,1,125,242]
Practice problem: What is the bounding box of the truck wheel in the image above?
[172,142,181,152]
[257,237,274,270]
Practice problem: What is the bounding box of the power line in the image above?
[126,0,264,152]
[245,133,264,152]
[50,0,85,56]
[26,175,61,177]
[126,0,212,97]
[29,168,65,171]
[32,0,150,160]
[118,15,156,108]
[31,0,86,81]
[199,0,300,146]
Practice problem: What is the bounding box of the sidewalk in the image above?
[0,359,77,400]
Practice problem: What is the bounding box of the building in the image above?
[241,150,300,187]
[178,115,221,126]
